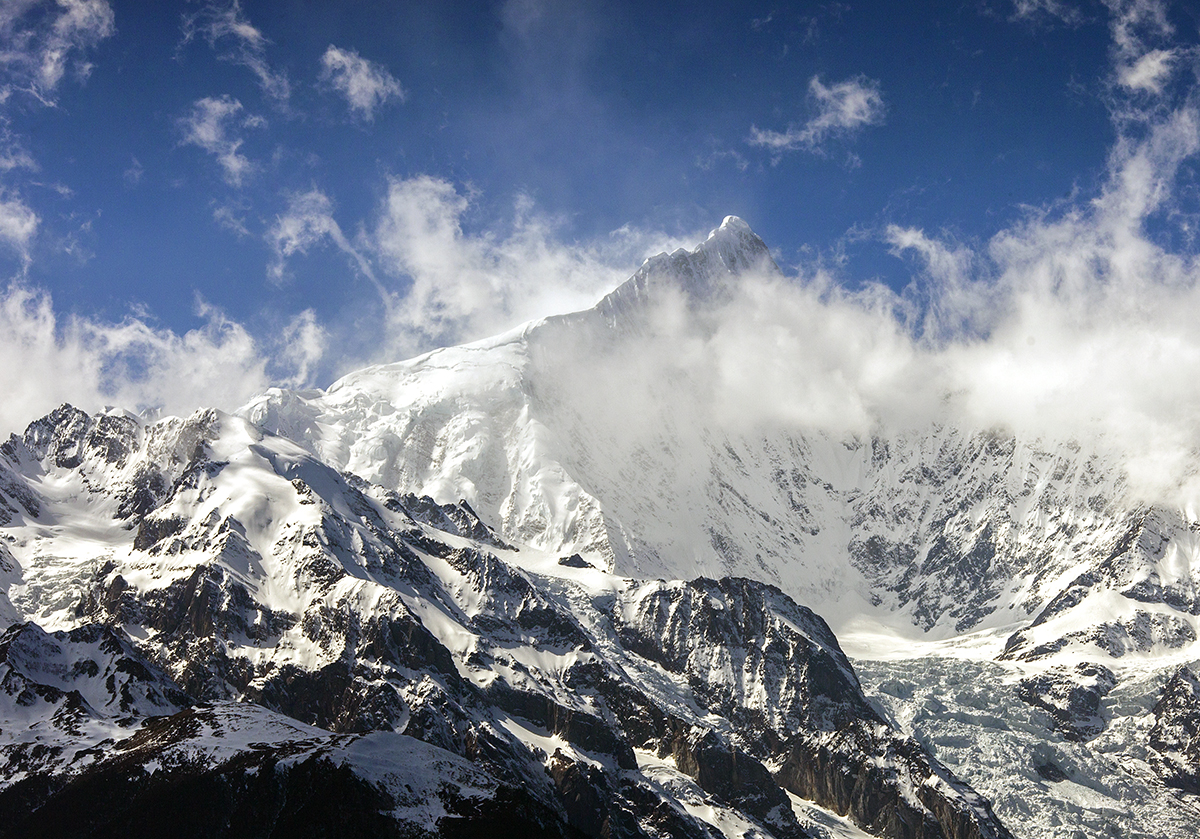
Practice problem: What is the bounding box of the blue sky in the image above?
[1,0,1199,433]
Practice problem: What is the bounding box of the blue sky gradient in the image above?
[1,0,1199,432]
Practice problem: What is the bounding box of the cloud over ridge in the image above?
[2,0,1200,511]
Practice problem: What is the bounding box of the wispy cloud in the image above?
[1104,0,1178,96]
[264,173,696,359]
[1117,46,1174,92]
[0,127,35,174]
[0,0,115,106]
[180,0,289,103]
[122,155,142,187]
[265,187,375,287]
[1009,0,1084,26]
[178,95,259,186]
[319,45,404,121]
[0,192,38,268]
[748,75,885,157]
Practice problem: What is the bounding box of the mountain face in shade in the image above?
[0,219,1197,838]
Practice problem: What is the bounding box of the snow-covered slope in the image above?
[243,217,1200,667]
[0,403,1018,839]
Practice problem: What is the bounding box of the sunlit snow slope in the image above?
[243,217,1200,667]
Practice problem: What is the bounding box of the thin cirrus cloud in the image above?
[748,75,885,157]
[265,188,378,292]
[1009,0,1084,25]
[179,0,289,103]
[178,95,262,187]
[319,46,405,121]
[0,0,115,105]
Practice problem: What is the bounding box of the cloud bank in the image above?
[561,79,1200,505]
[0,284,324,436]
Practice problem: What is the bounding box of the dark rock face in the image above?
[559,554,594,568]
[0,705,591,839]
[0,621,191,723]
[1016,662,1117,741]
[1148,665,1200,794]
[666,726,807,839]
[616,578,1013,839]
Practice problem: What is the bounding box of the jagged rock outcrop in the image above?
[1015,662,1117,741]
[616,577,1013,839]
[1148,665,1200,794]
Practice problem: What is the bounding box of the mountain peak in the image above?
[716,214,751,233]
[595,216,779,327]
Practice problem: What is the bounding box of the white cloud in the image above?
[180,0,289,102]
[278,308,327,387]
[260,176,699,366]
[265,187,375,287]
[319,45,404,121]
[0,129,35,174]
[178,95,258,186]
[212,202,249,237]
[1104,0,1180,98]
[1010,0,1083,25]
[0,0,114,105]
[122,155,142,187]
[1118,47,1174,92]
[0,192,38,268]
[366,175,695,356]
[748,75,885,156]
[0,284,327,436]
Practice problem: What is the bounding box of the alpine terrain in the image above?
[1,219,1197,838]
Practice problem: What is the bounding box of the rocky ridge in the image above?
[0,403,1014,839]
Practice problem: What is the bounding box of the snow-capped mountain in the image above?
[1,218,1198,837]
[244,217,1199,664]
[0,403,1012,839]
